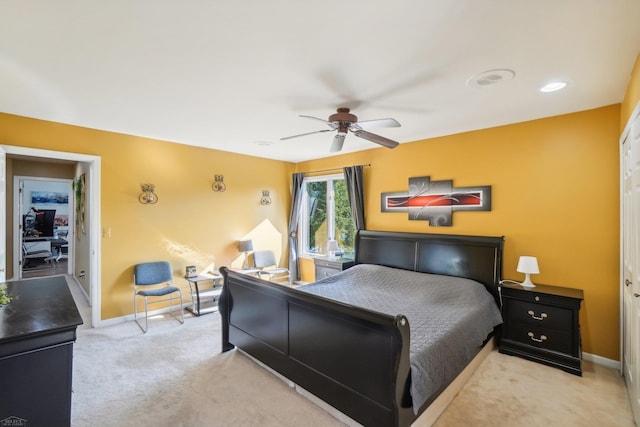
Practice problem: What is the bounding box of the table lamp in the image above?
[517,256,539,288]
[238,239,253,270]
[327,240,339,259]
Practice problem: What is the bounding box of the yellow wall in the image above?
[622,53,640,130]
[296,105,620,360]
[0,113,294,319]
[0,91,630,360]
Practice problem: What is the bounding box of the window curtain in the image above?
[288,173,305,282]
[343,165,365,230]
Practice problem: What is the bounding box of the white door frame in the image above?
[1,145,101,327]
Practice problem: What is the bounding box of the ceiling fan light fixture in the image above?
[281,108,401,153]
[330,133,346,152]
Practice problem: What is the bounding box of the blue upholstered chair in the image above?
[133,261,184,333]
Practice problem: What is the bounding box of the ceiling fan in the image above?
[281,108,401,152]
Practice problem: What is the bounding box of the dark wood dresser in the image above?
[313,256,355,281]
[0,276,84,426]
[499,281,584,376]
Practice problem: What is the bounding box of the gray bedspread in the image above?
[297,263,503,413]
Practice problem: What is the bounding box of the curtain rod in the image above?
[302,163,371,176]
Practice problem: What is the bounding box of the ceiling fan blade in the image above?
[352,118,401,130]
[330,133,346,152]
[353,130,399,149]
[280,129,333,141]
[300,115,339,129]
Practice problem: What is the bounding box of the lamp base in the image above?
[520,274,536,288]
[242,252,250,270]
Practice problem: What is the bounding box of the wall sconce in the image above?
[212,175,226,192]
[260,189,272,205]
[139,184,158,204]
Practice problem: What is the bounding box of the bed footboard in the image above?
[219,267,415,427]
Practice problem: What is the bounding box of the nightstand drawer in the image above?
[313,257,354,282]
[504,322,573,354]
[316,265,339,280]
[500,284,582,310]
[505,299,572,330]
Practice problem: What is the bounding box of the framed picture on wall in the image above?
[54,214,69,227]
[31,191,69,205]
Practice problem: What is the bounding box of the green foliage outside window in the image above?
[306,181,327,253]
[304,177,355,256]
[333,179,356,254]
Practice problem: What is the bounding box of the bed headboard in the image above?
[355,230,504,303]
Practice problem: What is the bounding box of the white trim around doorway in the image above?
[1,145,101,327]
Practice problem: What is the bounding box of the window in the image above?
[299,173,356,257]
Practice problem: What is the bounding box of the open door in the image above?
[623,111,640,425]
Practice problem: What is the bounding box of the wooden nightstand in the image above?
[313,257,355,281]
[499,281,584,376]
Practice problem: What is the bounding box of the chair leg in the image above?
[134,292,183,333]
[144,298,149,332]
[178,290,184,324]
[170,291,185,325]
[134,295,149,333]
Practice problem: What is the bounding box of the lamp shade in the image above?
[326,240,339,252]
[517,255,539,288]
[238,240,253,252]
[517,256,539,274]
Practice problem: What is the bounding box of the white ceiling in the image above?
[1,1,639,163]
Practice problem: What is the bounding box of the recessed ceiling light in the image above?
[539,81,567,93]
[466,69,515,88]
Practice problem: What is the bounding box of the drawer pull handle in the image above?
[626,279,632,287]
[635,293,640,298]
[528,332,547,343]
[527,310,547,321]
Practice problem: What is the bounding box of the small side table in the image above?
[499,281,584,376]
[185,274,223,316]
[313,256,355,281]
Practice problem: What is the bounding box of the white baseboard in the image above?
[583,351,620,371]
[92,305,185,328]
[70,275,91,305]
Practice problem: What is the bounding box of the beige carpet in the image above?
[432,352,634,427]
[72,312,345,427]
[71,295,634,426]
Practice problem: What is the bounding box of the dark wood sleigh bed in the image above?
[219,230,504,427]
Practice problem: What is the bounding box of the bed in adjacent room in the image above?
[219,230,504,427]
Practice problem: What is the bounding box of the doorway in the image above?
[0,145,101,327]
[16,177,74,280]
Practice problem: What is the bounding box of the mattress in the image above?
[297,263,503,413]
